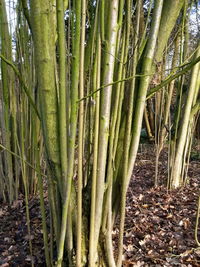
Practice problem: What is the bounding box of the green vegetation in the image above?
[0,0,199,266]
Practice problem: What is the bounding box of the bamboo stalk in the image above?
[77,0,86,265]
[56,0,68,194]
[127,0,164,185]
[117,1,140,265]
[89,28,101,267]
[57,0,81,264]
[94,0,120,256]
[171,47,200,188]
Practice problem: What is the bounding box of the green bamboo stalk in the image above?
[171,5,187,155]
[30,2,63,264]
[94,0,120,256]
[139,0,153,59]
[77,0,86,265]
[56,0,67,193]
[83,1,99,188]
[34,119,51,266]
[127,0,163,186]
[112,3,132,164]
[20,0,32,32]
[15,12,36,195]
[103,28,126,267]
[117,1,140,265]
[30,0,61,189]
[57,0,81,264]
[155,0,185,62]
[111,61,129,224]
[0,0,15,202]
[100,0,105,42]
[18,109,34,267]
[89,29,101,267]
[171,46,200,188]
[158,35,180,153]
[102,25,127,226]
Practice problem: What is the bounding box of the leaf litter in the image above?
[0,144,199,266]
[117,145,200,266]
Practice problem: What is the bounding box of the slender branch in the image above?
[147,56,200,99]
[0,143,46,177]
[77,73,154,103]
[77,56,200,103]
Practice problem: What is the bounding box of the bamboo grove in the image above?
[0,0,199,266]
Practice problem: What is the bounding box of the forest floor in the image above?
[0,144,200,267]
